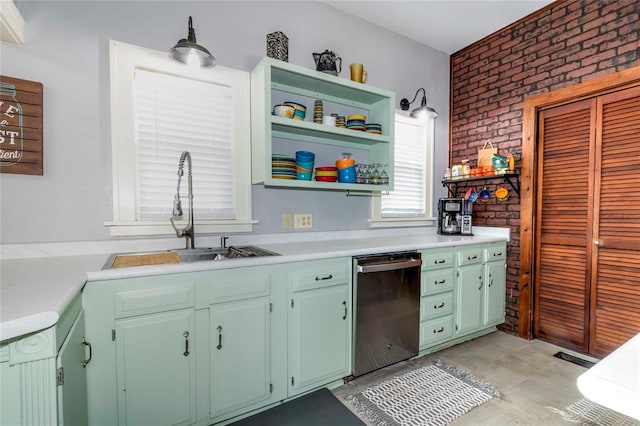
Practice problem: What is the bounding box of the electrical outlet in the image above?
[282,213,293,229]
[294,213,313,229]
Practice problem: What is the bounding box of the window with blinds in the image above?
[371,111,435,227]
[134,70,234,220]
[107,40,253,236]
[381,114,429,217]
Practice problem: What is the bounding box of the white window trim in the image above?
[106,40,255,236]
[370,110,436,228]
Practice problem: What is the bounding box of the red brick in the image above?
[566,28,600,47]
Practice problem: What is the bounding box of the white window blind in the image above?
[133,69,234,221]
[381,114,428,217]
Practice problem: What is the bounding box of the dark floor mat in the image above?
[229,387,365,426]
[553,351,597,368]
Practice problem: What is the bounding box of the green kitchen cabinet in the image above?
[210,297,272,420]
[419,247,456,349]
[455,246,484,336]
[83,275,198,426]
[115,309,196,426]
[207,264,287,425]
[483,243,507,327]
[288,258,351,396]
[0,294,87,426]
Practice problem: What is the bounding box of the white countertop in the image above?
[577,332,640,420]
[1,228,508,343]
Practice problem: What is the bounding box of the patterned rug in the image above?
[346,360,504,426]
[551,398,640,426]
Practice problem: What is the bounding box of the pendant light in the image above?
[400,88,438,120]
[169,16,216,68]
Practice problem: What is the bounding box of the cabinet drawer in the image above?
[420,315,454,347]
[421,292,454,321]
[291,258,350,292]
[208,267,272,304]
[421,268,455,295]
[484,242,507,262]
[421,249,455,271]
[115,285,195,318]
[458,247,483,266]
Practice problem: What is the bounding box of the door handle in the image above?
[594,240,600,246]
[488,273,493,288]
[82,337,92,368]
[216,326,223,350]
[478,276,483,290]
[183,331,190,356]
[342,300,347,320]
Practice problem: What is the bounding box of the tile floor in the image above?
[332,331,601,425]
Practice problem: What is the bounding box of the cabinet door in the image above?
[289,284,350,395]
[210,297,271,421]
[57,310,88,426]
[484,261,506,326]
[115,309,196,426]
[456,264,484,336]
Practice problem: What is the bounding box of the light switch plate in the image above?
[282,213,293,229]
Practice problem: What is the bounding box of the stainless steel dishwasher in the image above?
[352,251,422,377]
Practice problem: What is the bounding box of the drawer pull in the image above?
[315,274,333,281]
[342,300,347,320]
[435,279,446,285]
[82,338,92,367]
[434,302,445,309]
[433,327,444,334]
[216,326,223,350]
[183,331,190,356]
[467,255,478,260]
[494,252,502,257]
[434,259,445,264]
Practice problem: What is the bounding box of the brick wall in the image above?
[450,0,639,334]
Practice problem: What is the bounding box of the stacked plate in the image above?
[365,123,382,134]
[346,114,366,131]
[271,154,297,179]
[315,166,338,182]
[313,100,324,124]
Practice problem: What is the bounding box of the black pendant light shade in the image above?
[400,88,438,120]
[169,16,216,68]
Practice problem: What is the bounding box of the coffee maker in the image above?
[438,198,473,235]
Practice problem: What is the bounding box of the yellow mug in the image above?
[350,63,368,84]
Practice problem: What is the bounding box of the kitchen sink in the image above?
[174,246,279,262]
[105,245,279,269]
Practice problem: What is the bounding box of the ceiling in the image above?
[320,0,555,54]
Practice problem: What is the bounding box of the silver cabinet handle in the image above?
[183,331,190,356]
[594,240,600,246]
[315,274,333,281]
[82,337,92,368]
[342,300,347,320]
[358,258,422,273]
[216,326,223,350]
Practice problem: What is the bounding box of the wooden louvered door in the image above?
[534,99,596,352]
[535,86,640,357]
[589,86,640,357]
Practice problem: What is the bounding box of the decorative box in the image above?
[266,31,288,62]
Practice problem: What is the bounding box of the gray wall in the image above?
[0,1,449,244]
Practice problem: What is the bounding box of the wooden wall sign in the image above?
[0,75,43,175]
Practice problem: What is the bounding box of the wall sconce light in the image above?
[400,88,438,120]
[169,16,216,68]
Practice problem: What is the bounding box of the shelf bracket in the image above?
[441,173,520,198]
